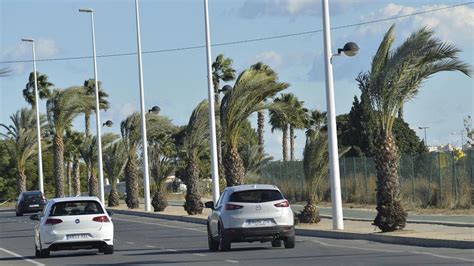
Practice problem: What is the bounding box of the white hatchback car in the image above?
[205,184,295,251]
[30,196,114,258]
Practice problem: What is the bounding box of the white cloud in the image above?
[254,51,283,69]
[357,4,474,47]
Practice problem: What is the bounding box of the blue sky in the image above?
[1,0,473,160]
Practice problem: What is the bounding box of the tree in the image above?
[82,79,109,137]
[0,109,45,194]
[367,25,471,232]
[182,101,209,214]
[250,62,277,154]
[120,112,174,209]
[23,72,54,110]
[221,68,289,186]
[46,87,96,198]
[103,139,126,207]
[286,94,307,161]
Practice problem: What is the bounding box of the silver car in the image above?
[205,184,295,251]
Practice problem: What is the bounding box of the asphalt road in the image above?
[0,211,473,266]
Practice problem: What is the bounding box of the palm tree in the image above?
[367,25,471,232]
[250,62,277,154]
[212,54,236,179]
[47,87,96,198]
[23,72,54,110]
[0,108,45,194]
[103,138,126,207]
[182,100,210,214]
[221,68,289,186]
[240,144,273,177]
[68,131,84,197]
[120,112,174,209]
[284,94,307,161]
[77,136,98,197]
[82,79,109,137]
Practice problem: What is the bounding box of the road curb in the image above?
[112,209,474,249]
[318,215,474,228]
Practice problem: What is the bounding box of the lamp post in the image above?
[21,38,44,194]
[321,0,359,230]
[134,0,152,212]
[204,0,220,204]
[79,8,106,204]
[418,126,429,146]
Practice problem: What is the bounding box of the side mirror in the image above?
[107,210,114,217]
[30,214,39,221]
[204,201,214,210]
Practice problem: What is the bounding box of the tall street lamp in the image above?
[418,126,429,146]
[134,0,152,212]
[204,0,220,204]
[321,0,359,230]
[21,38,44,194]
[79,8,106,204]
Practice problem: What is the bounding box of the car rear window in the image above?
[24,194,42,200]
[229,190,284,203]
[50,201,104,216]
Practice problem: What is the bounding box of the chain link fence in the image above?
[260,150,473,208]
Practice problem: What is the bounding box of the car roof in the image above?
[225,184,280,193]
[47,196,101,203]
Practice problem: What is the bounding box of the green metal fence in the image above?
[260,150,473,208]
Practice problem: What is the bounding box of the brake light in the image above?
[45,218,62,225]
[274,200,289,208]
[92,215,110,223]
[225,203,244,211]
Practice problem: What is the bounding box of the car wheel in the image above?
[16,212,22,217]
[103,245,114,254]
[39,248,50,258]
[207,224,219,251]
[284,235,295,249]
[218,224,231,251]
[35,245,40,258]
[271,239,282,247]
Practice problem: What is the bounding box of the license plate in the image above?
[244,219,274,227]
[29,204,39,208]
[66,234,90,240]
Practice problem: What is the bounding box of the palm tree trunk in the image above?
[282,124,288,161]
[88,165,98,197]
[17,170,27,195]
[257,110,265,154]
[373,133,407,232]
[53,133,65,198]
[297,199,321,224]
[398,106,404,119]
[72,155,81,196]
[224,145,245,187]
[183,158,203,215]
[85,113,91,137]
[66,160,72,196]
[290,126,295,161]
[108,180,120,207]
[125,157,139,209]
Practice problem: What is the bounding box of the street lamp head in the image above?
[21,38,34,43]
[338,42,359,57]
[218,85,232,94]
[79,8,94,13]
[148,105,161,114]
[102,120,113,127]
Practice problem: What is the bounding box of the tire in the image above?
[39,248,50,258]
[284,235,295,249]
[207,224,219,251]
[35,245,40,258]
[16,212,22,217]
[271,239,282,247]
[218,225,231,251]
[103,245,114,255]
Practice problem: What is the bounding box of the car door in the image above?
[210,190,227,238]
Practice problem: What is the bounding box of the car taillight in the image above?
[225,203,244,211]
[274,200,289,208]
[45,218,63,225]
[92,215,110,223]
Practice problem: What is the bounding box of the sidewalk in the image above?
[109,203,474,249]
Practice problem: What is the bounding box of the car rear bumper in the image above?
[18,206,44,213]
[47,240,110,251]
[223,226,295,242]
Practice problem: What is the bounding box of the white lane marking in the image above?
[145,245,156,248]
[192,253,206,257]
[411,251,474,263]
[166,249,177,252]
[114,217,206,233]
[311,239,400,253]
[0,247,44,266]
[311,239,474,263]
[225,260,239,263]
[125,241,135,245]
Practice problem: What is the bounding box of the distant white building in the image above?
[428,144,455,152]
